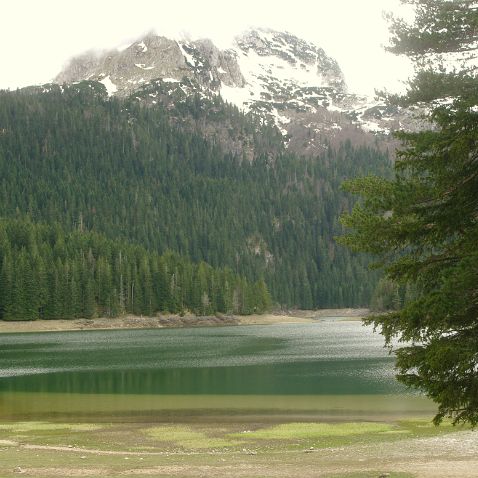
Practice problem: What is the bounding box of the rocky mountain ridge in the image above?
[55,28,419,155]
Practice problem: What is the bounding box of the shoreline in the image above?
[0,309,370,334]
[0,416,475,478]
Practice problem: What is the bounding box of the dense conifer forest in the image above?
[0,82,390,318]
[0,218,270,320]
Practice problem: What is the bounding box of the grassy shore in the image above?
[0,417,475,477]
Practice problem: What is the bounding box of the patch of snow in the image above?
[326,103,346,113]
[434,96,455,106]
[178,42,198,67]
[162,77,180,83]
[277,114,291,125]
[135,63,155,70]
[360,120,390,134]
[99,76,117,96]
[220,44,329,111]
[270,109,291,129]
[220,84,252,111]
[138,41,148,53]
[277,125,288,136]
[267,107,292,136]
[179,84,190,95]
[217,67,227,74]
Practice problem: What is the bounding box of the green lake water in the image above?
[0,321,435,420]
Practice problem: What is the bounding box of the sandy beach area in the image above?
[0,309,370,333]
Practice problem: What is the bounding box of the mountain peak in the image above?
[55,29,346,99]
[219,28,347,118]
[234,28,346,91]
[55,33,245,96]
[237,29,343,78]
[54,29,411,154]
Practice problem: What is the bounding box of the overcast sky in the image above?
[1,0,414,95]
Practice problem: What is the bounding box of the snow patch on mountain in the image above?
[138,41,148,53]
[135,63,155,70]
[54,28,419,153]
[99,76,117,95]
[178,42,198,67]
[218,28,346,116]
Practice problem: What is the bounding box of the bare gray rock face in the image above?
[56,34,245,96]
[193,39,245,88]
[55,28,420,156]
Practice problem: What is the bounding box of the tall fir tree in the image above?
[340,1,478,425]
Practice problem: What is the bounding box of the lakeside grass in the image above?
[229,421,395,439]
[0,418,473,477]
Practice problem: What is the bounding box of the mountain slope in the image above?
[0,83,389,308]
[55,28,418,155]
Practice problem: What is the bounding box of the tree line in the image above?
[0,218,270,320]
[0,82,390,310]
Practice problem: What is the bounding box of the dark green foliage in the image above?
[340,1,478,425]
[0,218,268,319]
[133,79,285,159]
[386,0,477,58]
[370,278,402,312]
[0,82,389,308]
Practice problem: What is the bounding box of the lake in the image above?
[0,320,434,420]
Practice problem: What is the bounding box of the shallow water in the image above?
[0,320,434,419]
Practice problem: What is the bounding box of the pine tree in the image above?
[256,278,272,313]
[139,256,154,316]
[155,260,170,312]
[18,250,38,320]
[0,253,14,320]
[340,1,478,425]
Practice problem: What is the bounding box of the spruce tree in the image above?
[340,1,478,425]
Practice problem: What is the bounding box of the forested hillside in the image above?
[0,82,390,310]
[0,218,269,320]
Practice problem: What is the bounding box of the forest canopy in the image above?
[0,84,390,311]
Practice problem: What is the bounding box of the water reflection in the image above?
[0,322,433,419]
[0,322,403,395]
[0,359,401,395]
